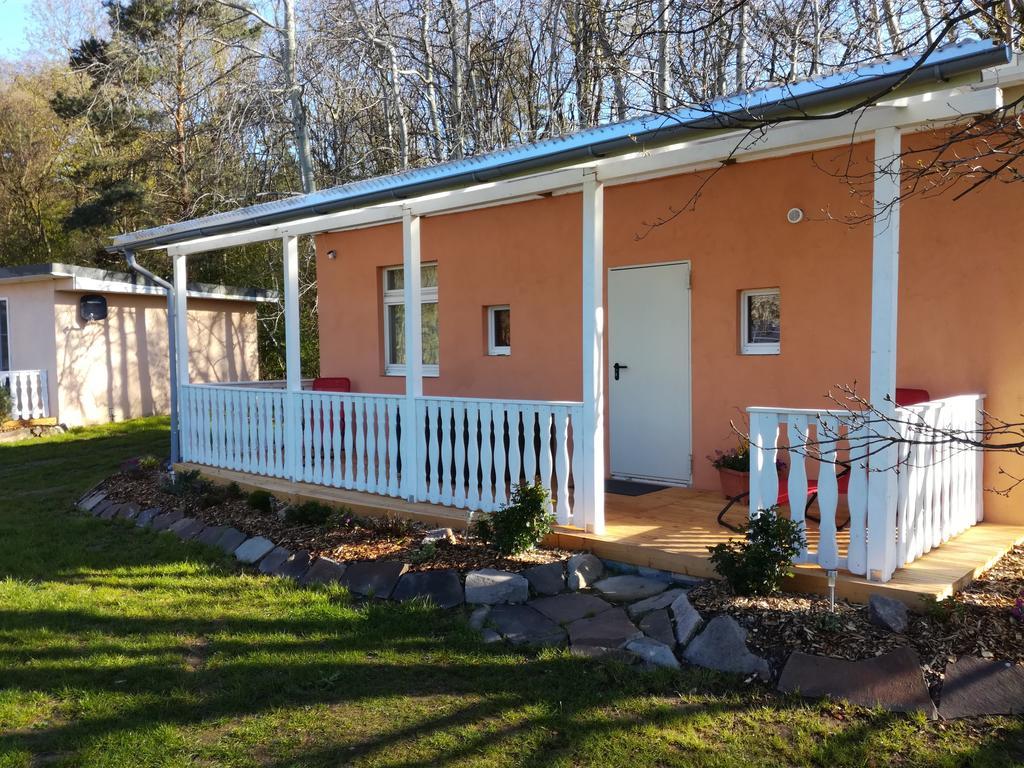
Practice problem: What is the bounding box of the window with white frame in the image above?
[487,305,510,356]
[0,299,9,371]
[383,264,439,375]
[739,288,780,355]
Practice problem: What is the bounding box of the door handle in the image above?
[613,363,629,380]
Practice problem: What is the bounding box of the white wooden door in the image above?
[608,262,691,484]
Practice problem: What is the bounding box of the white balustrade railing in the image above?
[180,384,585,524]
[895,394,985,568]
[749,395,985,581]
[0,369,50,420]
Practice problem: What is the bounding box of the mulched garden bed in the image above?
[689,546,1024,693]
[100,468,572,574]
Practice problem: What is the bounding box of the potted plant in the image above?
[708,439,787,499]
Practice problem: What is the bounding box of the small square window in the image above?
[740,289,780,355]
[487,306,510,356]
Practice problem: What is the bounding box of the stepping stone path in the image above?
[593,575,668,602]
[522,562,565,596]
[568,607,644,648]
[488,604,566,647]
[390,570,465,608]
[567,553,603,590]
[465,569,529,604]
[339,561,408,599]
[529,593,612,624]
[868,594,909,634]
[684,616,770,681]
[778,647,935,718]
[939,656,1024,719]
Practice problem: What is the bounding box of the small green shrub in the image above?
[0,386,12,422]
[921,595,966,624]
[409,542,437,564]
[707,506,805,596]
[285,501,332,526]
[159,469,207,497]
[246,490,275,514]
[366,513,417,536]
[138,455,161,471]
[471,482,554,556]
[225,482,244,500]
[812,611,844,633]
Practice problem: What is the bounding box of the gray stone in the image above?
[522,562,566,596]
[300,556,347,585]
[78,491,107,513]
[684,616,770,681]
[98,503,121,520]
[469,606,491,631]
[626,636,681,669]
[465,568,529,605]
[670,592,703,647]
[339,560,409,599]
[195,525,228,546]
[939,656,1024,719]
[593,574,668,603]
[214,527,248,554]
[234,536,276,564]
[639,608,675,648]
[778,647,935,717]
[391,570,464,608]
[566,553,604,590]
[89,499,115,517]
[488,604,566,647]
[258,546,293,575]
[529,592,612,625]
[150,510,184,531]
[567,607,643,649]
[277,550,313,581]
[570,645,637,664]
[422,528,456,546]
[169,517,204,541]
[868,594,909,634]
[480,629,502,644]
[626,588,686,620]
[135,508,161,527]
[116,502,141,521]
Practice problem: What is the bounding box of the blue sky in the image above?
[0,0,31,57]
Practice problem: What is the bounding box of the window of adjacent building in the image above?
[0,299,9,370]
[383,264,439,375]
[740,288,780,355]
[487,305,511,356]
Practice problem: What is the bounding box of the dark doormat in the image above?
[605,478,669,496]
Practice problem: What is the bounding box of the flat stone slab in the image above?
[195,525,228,546]
[214,527,248,554]
[339,560,409,599]
[90,499,115,518]
[529,592,612,625]
[626,636,680,669]
[684,616,770,681]
[522,562,566,596]
[78,491,107,513]
[778,647,935,717]
[639,608,675,648]
[116,502,141,521]
[98,503,122,520]
[567,553,603,590]
[391,570,464,608]
[277,550,313,581]
[626,588,687,620]
[488,604,566,647]
[258,546,293,575]
[234,536,276,564]
[135,508,161,527]
[939,656,1024,719]
[593,575,669,603]
[150,510,184,531]
[169,517,204,541]
[567,607,643,649]
[300,556,347,585]
[465,568,529,604]
[670,592,703,647]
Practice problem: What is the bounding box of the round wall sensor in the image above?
[786,207,804,224]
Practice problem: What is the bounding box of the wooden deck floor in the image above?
[181,462,1024,608]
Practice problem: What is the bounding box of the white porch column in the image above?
[283,234,302,480]
[866,126,902,582]
[582,172,606,534]
[172,253,189,387]
[402,209,424,501]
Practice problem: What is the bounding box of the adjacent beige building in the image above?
[0,263,273,426]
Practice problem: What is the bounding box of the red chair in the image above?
[895,388,930,407]
[312,377,351,441]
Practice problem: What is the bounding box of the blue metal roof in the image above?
[112,38,1010,251]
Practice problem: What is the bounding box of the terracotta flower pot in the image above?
[717,467,750,499]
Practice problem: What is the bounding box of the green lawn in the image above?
[0,419,1021,767]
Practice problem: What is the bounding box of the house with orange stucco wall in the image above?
[109,40,1024,601]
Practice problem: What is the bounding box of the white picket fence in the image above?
[0,369,50,420]
[179,384,585,525]
[748,395,984,582]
